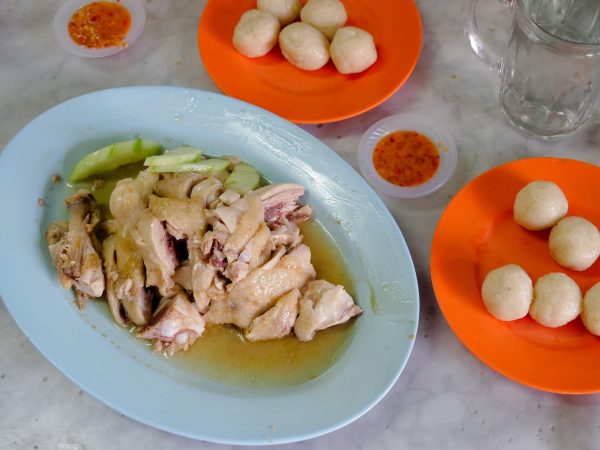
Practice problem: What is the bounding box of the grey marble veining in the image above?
[1,1,600,449]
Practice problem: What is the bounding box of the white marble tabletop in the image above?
[1,0,600,449]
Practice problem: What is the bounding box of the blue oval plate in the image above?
[0,87,418,445]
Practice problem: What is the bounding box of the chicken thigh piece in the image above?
[244,289,300,341]
[138,291,205,356]
[294,280,362,342]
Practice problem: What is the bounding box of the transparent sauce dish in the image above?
[53,0,145,58]
[357,114,457,198]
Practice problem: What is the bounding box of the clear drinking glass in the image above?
[463,0,600,140]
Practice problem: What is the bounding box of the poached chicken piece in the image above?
[245,289,301,341]
[48,156,362,354]
[46,191,105,309]
[106,171,159,325]
[131,210,178,297]
[294,280,363,342]
[137,290,205,356]
[204,244,316,328]
[254,183,305,223]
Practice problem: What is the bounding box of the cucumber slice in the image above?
[148,159,231,173]
[224,163,260,194]
[70,139,162,182]
[144,147,202,167]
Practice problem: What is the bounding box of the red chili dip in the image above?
[68,1,131,49]
[372,130,440,187]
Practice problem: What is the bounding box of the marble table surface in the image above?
[1,1,600,449]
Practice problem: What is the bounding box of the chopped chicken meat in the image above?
[173,263,192,291]
[137,291,205,356]
[289,204,312,224]
[219,189,241,206]
[46,191,105,308]
[149,195,205,240]
[270,217,303,248]
[130,210,177,296]
[49,163,363,351]
[244,289,300,341]
[237,223,273,268]
[254,183,305,223]
[113,231,152,325]
[204,244,316,328]
[102,235,128,326]
[110,171,158,230]
[190,247,218,311]
[294,280,363,342]
[221,192,264,262]
[154,172,206,199]
[191,177,223,208]
[107,173,155,325]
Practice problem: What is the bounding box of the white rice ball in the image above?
[549,216,600,271]
[232,9,281,58]
[481,264,533,321]
[300,0,347,40]
[257,0,302,26]
[529,273,582,327]
[582,282,600,336]
[279,22,330,71]
[329,26,377,74]
[513,181,568,231]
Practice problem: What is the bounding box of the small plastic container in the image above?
[357,114,457,198]
[53,0,146,58]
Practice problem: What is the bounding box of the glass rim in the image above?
[514,0,600,53]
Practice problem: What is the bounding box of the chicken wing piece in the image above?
[294,280,363,342]
[130,210,177,296]
[204,244,316,328]
[244,289,300,342]
[137,291,205,356]
[46,191,105,308]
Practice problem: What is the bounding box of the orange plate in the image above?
[197,0,422,124]
[431,158,600,394]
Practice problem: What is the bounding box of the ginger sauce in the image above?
[68,1,131,49]
[372,131,440,187]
